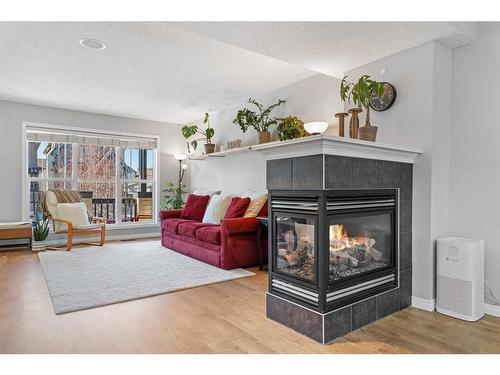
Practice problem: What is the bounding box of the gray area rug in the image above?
[38,241,254,314]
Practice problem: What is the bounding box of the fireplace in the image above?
[270,189,398,313]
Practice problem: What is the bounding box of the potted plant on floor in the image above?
[160,155,188,210]
[160,182,187,210]
[32,216,49,252]
[233,98,286,143]
[340,75,385,141]
[276,115,306,141]
[182,112,215,154]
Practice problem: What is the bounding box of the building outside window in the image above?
[25,124,158,226]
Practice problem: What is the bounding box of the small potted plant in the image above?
[277,116,306,141]
[340,75,385,141]
[233,98,286,143]
[182,112,215,154]
[32,216,49,252]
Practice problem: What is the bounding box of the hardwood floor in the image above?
[1,243,500,354]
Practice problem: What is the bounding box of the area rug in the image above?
[38,241,254,314]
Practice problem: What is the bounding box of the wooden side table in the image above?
[256,217,268,271]
[0,222,32,251]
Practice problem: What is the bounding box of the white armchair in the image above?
[44,189,106,251]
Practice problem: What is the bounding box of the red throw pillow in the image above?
[257,199,268,217]
[224,197,251,219]
[180,194,210,222]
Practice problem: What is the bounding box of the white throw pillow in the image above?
[54,202,89,232]
[202,195,232,224]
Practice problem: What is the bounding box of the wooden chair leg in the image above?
[67,229,73,251]
[99,226,105,246]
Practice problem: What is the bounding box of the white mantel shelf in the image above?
[190,135,423,164]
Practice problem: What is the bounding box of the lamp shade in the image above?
[174,154,187,161]
[304,122,329,135]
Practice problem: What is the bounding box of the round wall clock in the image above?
[370,82,397,112]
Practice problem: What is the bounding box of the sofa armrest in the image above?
[221,217,258,235]
[159,209,183,221]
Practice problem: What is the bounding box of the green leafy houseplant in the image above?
[233,98,286,143]
[160,182,187,210]
[33,217,49,242]
[340,75,385,126]
[161,155,188,210]
[182,113,215,154]
[340,75,385,141]
[277,116,306,141]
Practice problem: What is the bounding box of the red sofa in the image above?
[160,205,267,270]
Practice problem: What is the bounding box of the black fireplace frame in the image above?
[269,188,399,313]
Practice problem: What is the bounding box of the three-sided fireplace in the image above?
[269,189,399,313]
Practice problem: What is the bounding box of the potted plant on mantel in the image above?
[276,115,306,141]
[340,75,385,142]
[233,98,286,144]
[32,216,49,252]
[182,112,215,154]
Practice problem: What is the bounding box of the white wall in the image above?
[191,34,500,308]
[429,43,453,286]
[191,46,456,303]
[345,42,452,302]
[450,23,500,306]
[190,73,343,194]
[0,100,186,238]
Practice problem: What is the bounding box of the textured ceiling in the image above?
[0,22,475,123]
[174,22,476,78]
[0,22,314,124]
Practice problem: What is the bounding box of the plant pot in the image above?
[358,126,378,142]
[204,143,216,154]
[258,131,271,144]
[32,240,46,252]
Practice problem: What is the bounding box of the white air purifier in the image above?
[436,237,485,321]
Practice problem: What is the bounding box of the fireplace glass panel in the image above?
[329,212,392,282]
[275,215,316,281]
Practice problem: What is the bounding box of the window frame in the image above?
[22,121,160,228]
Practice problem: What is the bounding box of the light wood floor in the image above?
[1,243,500,354]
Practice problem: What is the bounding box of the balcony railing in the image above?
[29,186,152,223]
[90,197,139,223]
[87,197,154,223]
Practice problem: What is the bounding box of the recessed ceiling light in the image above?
[79,38,106,50]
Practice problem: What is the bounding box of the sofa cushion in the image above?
[180,194,210,221]
[224,197,251,219]
[54,202,89,233]
[178,221,215,238]
[257,200,268,217]
[243,194,268,218]
[163,231,221,253]
[163,218,195,234]
[202,194,232,224]
[196,225,222,245]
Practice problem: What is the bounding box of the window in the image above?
[119,148,154,223]
[25,124,158,226]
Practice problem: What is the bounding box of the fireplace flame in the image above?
[329,224,374,251]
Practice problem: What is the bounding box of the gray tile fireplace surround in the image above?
[265,154,413,344]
